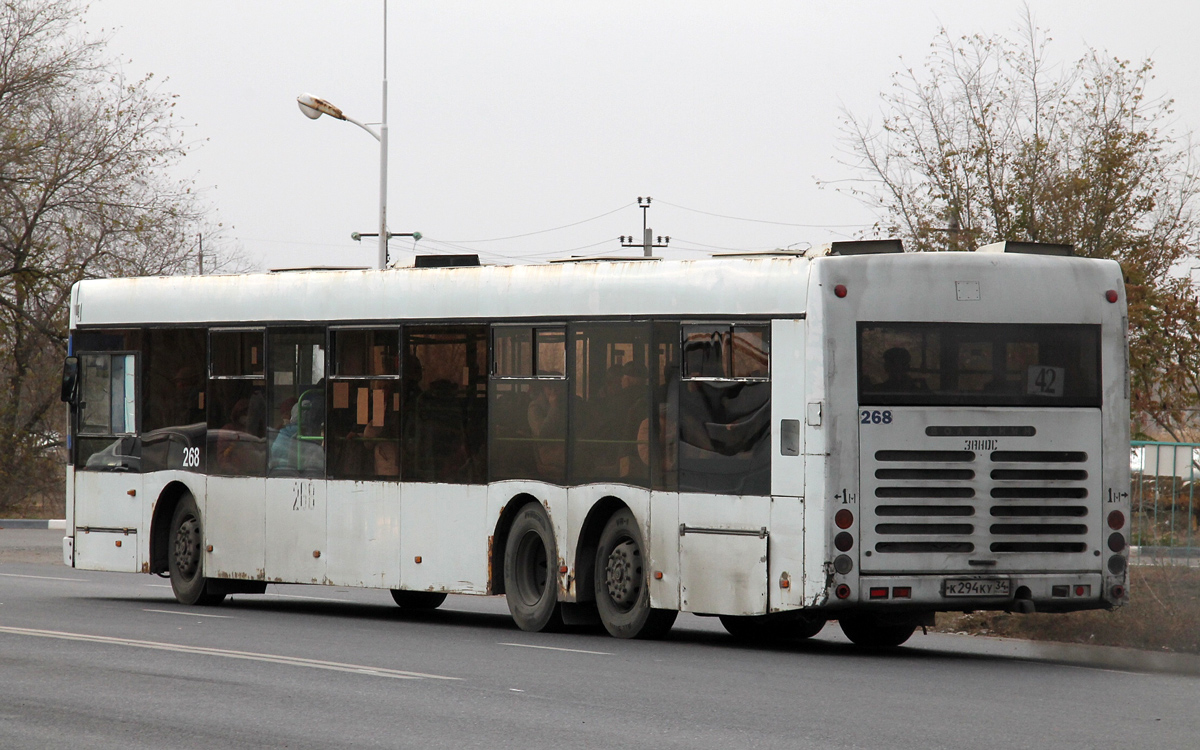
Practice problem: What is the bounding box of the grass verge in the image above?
[936,564,1200,654]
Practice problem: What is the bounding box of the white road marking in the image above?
[143,609,233,619]
[148,585,349,603]
[262,592,354,603]
[0,625,461,681]
[499,642,613,655]
[0,573,88,582]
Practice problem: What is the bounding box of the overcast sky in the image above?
[84,1,1200,271]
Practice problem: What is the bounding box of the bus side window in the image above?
[405,325,488,484]
[207,329,268,477]
[267,328,326,478]
[678,322,771,496]
[140,328,207,473]
[327,328,401,480]
[76,351,140,472]
[568,323,652,488]
[490,325,566,484]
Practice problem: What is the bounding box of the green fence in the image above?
[1130,441,1200,564]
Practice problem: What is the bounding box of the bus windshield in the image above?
[857,322,1101,407]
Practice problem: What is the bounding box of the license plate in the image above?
[942,578,1012,597]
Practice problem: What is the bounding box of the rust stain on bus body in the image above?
[486,536,494,594]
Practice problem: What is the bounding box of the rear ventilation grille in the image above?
[876,468,975,480]
[867,444,1092,561]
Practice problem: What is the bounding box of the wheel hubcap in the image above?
[604,540,641,610]
[174,516,201,581]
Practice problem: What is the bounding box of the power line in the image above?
[653,199,872,229]
[439,203,634,243]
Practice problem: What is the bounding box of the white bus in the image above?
[60,241,1131,646]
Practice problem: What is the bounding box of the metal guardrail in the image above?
[1130,441,1199,565]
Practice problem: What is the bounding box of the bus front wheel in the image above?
[838,616,917,648]
[390,590,448,610]
[503,503,564,632]
[594,509,677,639]
[168,495,225,607]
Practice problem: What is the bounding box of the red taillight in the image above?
[892,587,912,599]
[1111,585,1125,599]
[835,584,851,599]
[1105,289,1119,303]
[835,509,854,529]
[1075,585,1087,597]
[834,284,847,298]
[1107,510,1125,530]
[834,532,854,552]
[869,587,888,599]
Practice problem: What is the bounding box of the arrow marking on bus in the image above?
[0,626,462,681]
[499,642,613,655]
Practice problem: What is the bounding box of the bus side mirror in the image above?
[61,356,79,404]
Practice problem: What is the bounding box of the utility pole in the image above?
[197,233,203,275]
[620,196,670,257]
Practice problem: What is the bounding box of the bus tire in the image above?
[503,503,564,632]
[390,590,448,610]
[838,616,916,648]
[720,612,825,641]
[168,494,225,607]
[594,508,677,639]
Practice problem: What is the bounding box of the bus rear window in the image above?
[858,323,1101,407]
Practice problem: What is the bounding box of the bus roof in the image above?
[68,252,1118,329]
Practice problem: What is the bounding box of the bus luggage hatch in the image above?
[679,524,769,616]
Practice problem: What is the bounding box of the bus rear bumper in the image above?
[854,572,1107,613]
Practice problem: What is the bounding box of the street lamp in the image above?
[296,4,390,269]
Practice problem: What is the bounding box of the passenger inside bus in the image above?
[874,347,928,392]
[527,380,566,477]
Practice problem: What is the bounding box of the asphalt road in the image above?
[2,529,1198,750]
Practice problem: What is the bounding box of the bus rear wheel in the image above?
[503,503,564,632]
[720,612,826,642]
[390,590,448,610]
[168,495,225,607]
[594,509,677,639]
[838,616,917,648]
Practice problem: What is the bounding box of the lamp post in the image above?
[297,3,390,269]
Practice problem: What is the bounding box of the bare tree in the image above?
[0,0,242,513]
[835,13,1200,439]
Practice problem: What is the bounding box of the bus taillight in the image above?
[834,284,847,298]
[1105,289,1119,303]
[835,509,854,529]
[835,584,851,599]
[1107,510,1125,530]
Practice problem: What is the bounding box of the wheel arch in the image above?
[489,492,541,595]
[573,495,629,603]
[149,481,196,575]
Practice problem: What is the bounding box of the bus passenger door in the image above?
[73,350,143,573]
[770,318,805,610]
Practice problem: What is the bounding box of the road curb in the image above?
[0,519,66,530]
